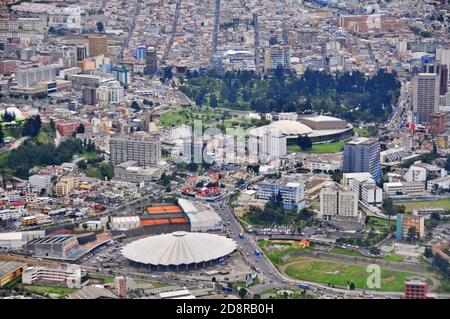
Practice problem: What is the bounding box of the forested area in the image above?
[180,68,401,123]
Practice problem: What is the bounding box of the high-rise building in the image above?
[396,213,425,241]
[263,45,290,73]
[135,46,147,60]
[88,36,108,57]
[76,45,87,62]
[110,132,161,167]
[319,185,358,220]
[413,73,440,124]
[145,47,158,75]
[436,48,450,89]
[404,277,428,299]
[112,65,130,86]
[424,61,448,96]
[342,138,382,182]
[440,64,448,95]
[82,87,97,105]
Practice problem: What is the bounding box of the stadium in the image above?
[121,231,237,270]
[249,115,353,144]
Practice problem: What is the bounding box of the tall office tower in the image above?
[145,47,158,75]
[88,36,108,57]
[110,132,161,167]
[82,87,97,105]
[135,46,147,60]
[76,45,87,61]
[424,61,448,95]
[436,48,450,70]
[413,73,440,124]
[263,44,290,74]
[342,138,382,182]
[404,277,428,299]
[440,64,448,95]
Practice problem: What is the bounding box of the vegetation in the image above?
[180,69,400,123]
[259,239,315,266]
[245,202,316,229]
[19,284,78,298]
[5,137,90,178]
[285,260,419,292]
[354,126,378,137]
[287,141,345,154]
[395,199,450,212]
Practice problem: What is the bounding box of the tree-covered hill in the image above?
[180,68,401,123]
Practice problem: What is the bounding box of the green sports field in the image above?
[395,198,450,212]
[287,141,344,154]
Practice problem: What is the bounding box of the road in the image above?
[117,0,143,60]
[161,0,182,63]
[212,0,221,52]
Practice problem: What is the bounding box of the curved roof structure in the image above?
[122,232,236,266]
[249,120,313,137]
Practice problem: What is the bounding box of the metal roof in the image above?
[122,232,236,266]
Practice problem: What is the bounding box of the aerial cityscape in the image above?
[0,0,449,303]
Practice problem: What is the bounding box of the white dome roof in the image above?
[122,231,237,266]
[1,107,24,119]
[249,120,313,137]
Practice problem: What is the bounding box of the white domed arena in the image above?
[121,231,237,270]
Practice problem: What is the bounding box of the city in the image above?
[0,0,448,305]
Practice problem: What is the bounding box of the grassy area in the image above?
[329,247,366,258]
[78,150,101,161]
[160,108,221,128]
[287,141,344,154]
[86,274,114,284]
[394,199,450,212]
[285,260,418,292]
[330,246,405,262]
[2,126,21,139]
[381,254,405,262]
[354,126,378,138]
[20,284,78,298]
[259,239,315,266]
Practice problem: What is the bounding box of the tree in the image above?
[407,226,417,243]
[96,21,104,33]
[0,125,4,146]
[82,223,89,231]
[49,119,56,132]
[349,282,355,290]
[131,101,141,112]
[432,141,438,158]
[21,115,41,138]
[2,111,15,122]
[210,94,218,108]
[238,287,247,299]
[297,134,312,150]
[445,154,450,171]
[76,123,85,134]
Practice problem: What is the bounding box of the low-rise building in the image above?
[383,182,427,198]
[0,261,27,287]
[22,264,81,288]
